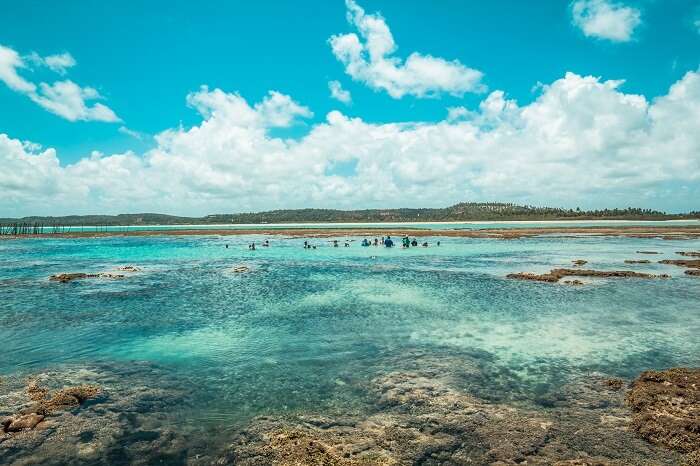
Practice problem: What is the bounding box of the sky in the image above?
[1,0,699,216]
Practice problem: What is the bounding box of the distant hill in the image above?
[2,203,699,227]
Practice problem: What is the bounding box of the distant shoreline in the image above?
[20,219,700,229]
[4,224,700,240]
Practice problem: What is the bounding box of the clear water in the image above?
[1,233,699,430]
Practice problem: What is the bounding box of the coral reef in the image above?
[2,359,695,465]
[0,363,212,466]
[221,369,680,465]
[659,259,700,269]
[507,268,668,283]
[626,368,700,463]
[49,273,125,283]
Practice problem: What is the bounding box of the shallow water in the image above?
[1,234,699,444]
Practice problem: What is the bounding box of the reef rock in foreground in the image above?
[626,368,700,464]
[222,368,679,465]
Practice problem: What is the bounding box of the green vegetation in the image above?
[1,203,698,229]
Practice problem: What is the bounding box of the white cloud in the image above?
[42,52,77,75]
[27,51,77,75]
[2,69,700,216]
[0,45,36,93]
[118,126,146,140]
[329,80,352,104]
[446,106,471,122]
[254,90,313,127]
[0,44,119,123]
[329,0,485,98]
[571,0,641,42]
[29,81,121,122]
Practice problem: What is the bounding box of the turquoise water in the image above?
[1,234,699,430]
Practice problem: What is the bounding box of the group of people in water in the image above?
[236,236,440,250]
[360,236,438,248]
[244,240,269,250]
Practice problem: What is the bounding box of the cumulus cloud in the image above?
[329,0,485,98]
[254,90,313,127]
[0,44,119,122]
[2,70,700,216]
[571,0,642,42]
[329,80,352,104]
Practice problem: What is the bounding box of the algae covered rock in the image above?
[626,368,700,460]
[5,414,44,432]
[507,268,668,283]
[49,272,125,283]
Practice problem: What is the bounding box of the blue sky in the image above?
[1,0,699,215]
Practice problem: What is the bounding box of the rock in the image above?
[553,461,613,466]
[1,417,13,430]
[33,384,101,414]
[626,368,700,457]
[232,265,250,273]
[572,260,588,266]
[221,368,681,465]
[49,273,97,282]
[0,363,201,465]
[507,268,668,283]
[683,450,700,466]
[6,414,44,432]
[117,265,140,272]
[624,259,650,264]
[686,270,700,277]
[677,251,700,257]
[636,251,661,254]
[659,259,700,269]
[563,280,584,285]
[26,380,49,401]
[603,379,625,391]
[49,272,125,282]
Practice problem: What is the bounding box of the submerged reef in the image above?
[0,363,213,466]
[506,268,669,283]
[2,358,697,465]
[221,364,684,465]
